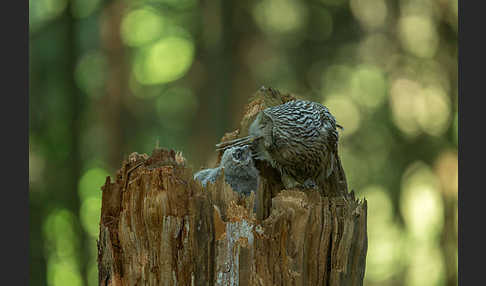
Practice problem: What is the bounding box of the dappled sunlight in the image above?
[322,94,361,136]
[44,209,80,259]
[134,36,195,85]
[400,162,443,242]
[415,86,451,136]
[339,146,370,189]
[418,60,452,95]
[404,242,445,286]
[398,15,439,59]
[44,209,82,286]
[389,78,423,137]
[29,0,457,283]
[47,259,83,286]
[253,0,307,36]
[80,197,102,237]
[78,168,109,201]
[350,64,387,110]
[363,185,406,282]
[390,79,451,138]
[77,168,109,284]
[78,168,109,237]
[350,0,388,30]
[121,8,165,47]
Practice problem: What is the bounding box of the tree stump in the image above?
[97,148,367,286]
[97,88,367,285]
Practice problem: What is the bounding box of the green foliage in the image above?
[29,0,458,285]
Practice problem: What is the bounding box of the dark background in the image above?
[29,0,458,285]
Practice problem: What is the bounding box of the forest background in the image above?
[29,0,458,285]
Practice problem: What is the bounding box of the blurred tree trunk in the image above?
[97,147,367,285]
[100,0,128,170]
[190,0,233,165]
[189,0,261,166]
[65,1,88,284]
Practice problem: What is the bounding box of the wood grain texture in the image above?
[98,89,367,285]
[97,148,367,286]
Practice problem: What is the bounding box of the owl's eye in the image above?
[233,149,243,160]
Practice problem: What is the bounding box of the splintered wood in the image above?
[98,148,367,286]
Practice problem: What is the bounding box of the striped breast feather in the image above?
[267,102,324,134]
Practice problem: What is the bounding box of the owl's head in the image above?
[221,145,254,169]
[249,111,273,139]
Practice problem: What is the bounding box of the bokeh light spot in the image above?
[43,209,79,259]
[75,51,107,97]
[391,78,451,138]
[134,36,195,85]
[416,86,451,136]
[400,162,444,242]
[399,15,439,58]
[253,0,307,35]
[350,65,387,110]
[404,243,445,286]
[121,8,165,47]
[322,65,353,94]
[350,0,387,30]
[362,185,392,225]
[362,185,406,281]
[47,259,83,286]
[389,78,422,137]
[80,197,102,237]
[78,168,110,201]
[322,94,361,136]
[340,146,369,188]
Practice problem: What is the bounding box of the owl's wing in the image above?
[321,111,340,178]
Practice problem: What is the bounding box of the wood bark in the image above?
[98,90,367,285]
[97,148,367,286]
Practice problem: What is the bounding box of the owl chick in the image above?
[216,99,342,190]
[194,145,259,196]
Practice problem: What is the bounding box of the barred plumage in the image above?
[217,99,342,190]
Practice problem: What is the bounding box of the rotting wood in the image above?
[98,89,367,285]
[97,148,367,286]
